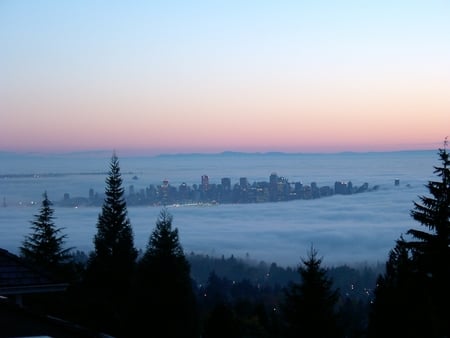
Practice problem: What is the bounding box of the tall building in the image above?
[239,177,248,188]
[221,177,231,190]
[201,175,209,191]
[269,172,278,186]
[334,181,349,194]
[269,172,279,201]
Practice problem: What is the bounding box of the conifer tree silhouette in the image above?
[282,246,340,338]
[405,139,450,336]
[369,140,450,337]
[21,191,72,277]
[84,152,137,335]
[130,208,199,338]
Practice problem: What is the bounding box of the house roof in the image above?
[0,248,112,337]
[0,248,68,296]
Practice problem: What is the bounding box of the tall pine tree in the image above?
[87,152,137,284]
[130,208,199,337]
[84,152,137,335]
[281,246,340,338]
[369,141,450,337]
[368,237,430,338]
[20,191,72,278]
[405,140,450,336]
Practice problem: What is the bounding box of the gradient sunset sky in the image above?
[1,1,449,155]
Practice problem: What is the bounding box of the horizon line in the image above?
[0,148,438,158]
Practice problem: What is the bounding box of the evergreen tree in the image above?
[203,302,240,338]
[408,140,450,272]
[20,191,72,277]
[83,152,137,335]
[281,246,340,338]
[369,141,450,337]
[405,140,450,336]
[368,237,430,338]
[86,152,137,285]
[130,208,199,337]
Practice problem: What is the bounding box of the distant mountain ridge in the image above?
[154,149,435,158]
[0,149,436,160]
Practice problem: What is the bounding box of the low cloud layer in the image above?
[0,151,435,267]
[1,185,425,268]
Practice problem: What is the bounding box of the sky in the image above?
[1,1,449,155]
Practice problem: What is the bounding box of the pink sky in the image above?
[1,2,449,155]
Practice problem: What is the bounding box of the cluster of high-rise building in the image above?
[59,173,374,207]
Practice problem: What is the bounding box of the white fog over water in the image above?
[0,150,438,267]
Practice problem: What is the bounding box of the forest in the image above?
[5,145,449,338]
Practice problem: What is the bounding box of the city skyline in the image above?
[1,1,449,155]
